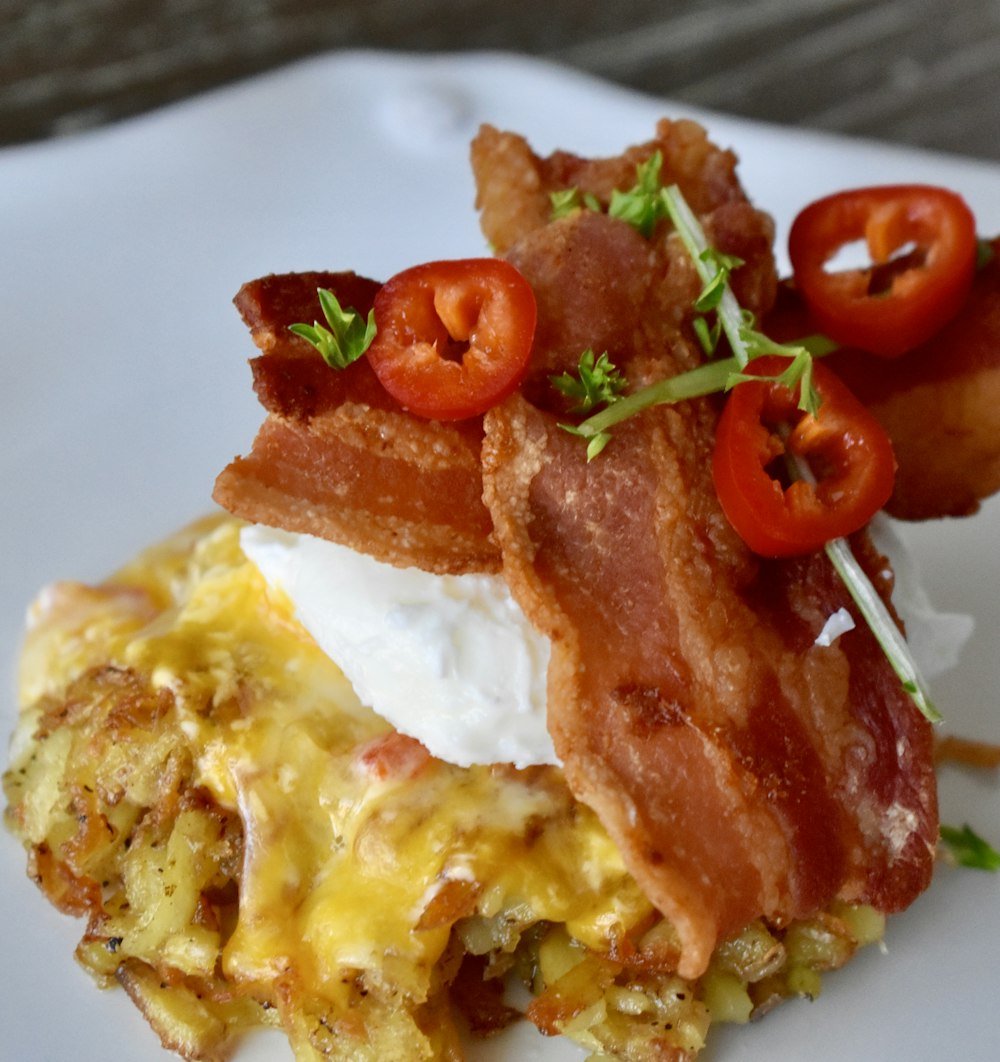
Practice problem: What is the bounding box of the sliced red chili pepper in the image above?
[365,258,536,420]
[788,184,977,357]
[712,355,896,557]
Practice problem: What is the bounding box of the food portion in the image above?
[6,116,1000,1062]
[214,271,499,576]
[4,516,890,1061]
[463,124,941,981]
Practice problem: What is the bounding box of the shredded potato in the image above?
[4,516,884,1061]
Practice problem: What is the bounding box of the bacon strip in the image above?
[483,391,936,979]
[472,119,777,315]
[476,125,937,979]
[213,273,500,574]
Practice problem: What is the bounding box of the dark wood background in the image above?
[2,0,1000,160]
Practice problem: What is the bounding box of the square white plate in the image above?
[1,50,998,1062]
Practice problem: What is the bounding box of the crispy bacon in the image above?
[476,125,937,979]
[213,273,500,574]
[482,394,936,982]
[472,119,777,314]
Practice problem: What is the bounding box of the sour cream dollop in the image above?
[240,525,556,769]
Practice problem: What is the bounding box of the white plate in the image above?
[2,49,998,1062]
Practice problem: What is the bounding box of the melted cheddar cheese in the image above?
[5,516,884,1061]
[128,520,650,987]
[7,516,662,1056]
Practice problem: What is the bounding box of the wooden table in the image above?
[2,0,999,160]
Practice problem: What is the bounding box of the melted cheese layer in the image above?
[18,516,652,1009]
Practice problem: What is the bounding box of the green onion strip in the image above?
[782,418,942,725]
[660,185,754,367]
[824,538,941,722]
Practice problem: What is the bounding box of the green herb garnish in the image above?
[608,151,669,237]
[726,340,822,418]
[289,287,377,370]
[940,824,1000,871]
[552,350,628,463]
[551,349,629,413]
[552,349,630,461]
[564,184,830,452]
[822,536,940,723]
[693,248,745,314]
[551,151,668,233]
[549,187,601,221]
[659,184,822,415]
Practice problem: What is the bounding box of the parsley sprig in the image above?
[608,151,669,237]
[289,287,377,370]
[552,349,630,459]
[940,824,1000,871]
[550,187,601,220]
[550,355,622,461]
[549,150,672,237]
[551,349,628,413]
